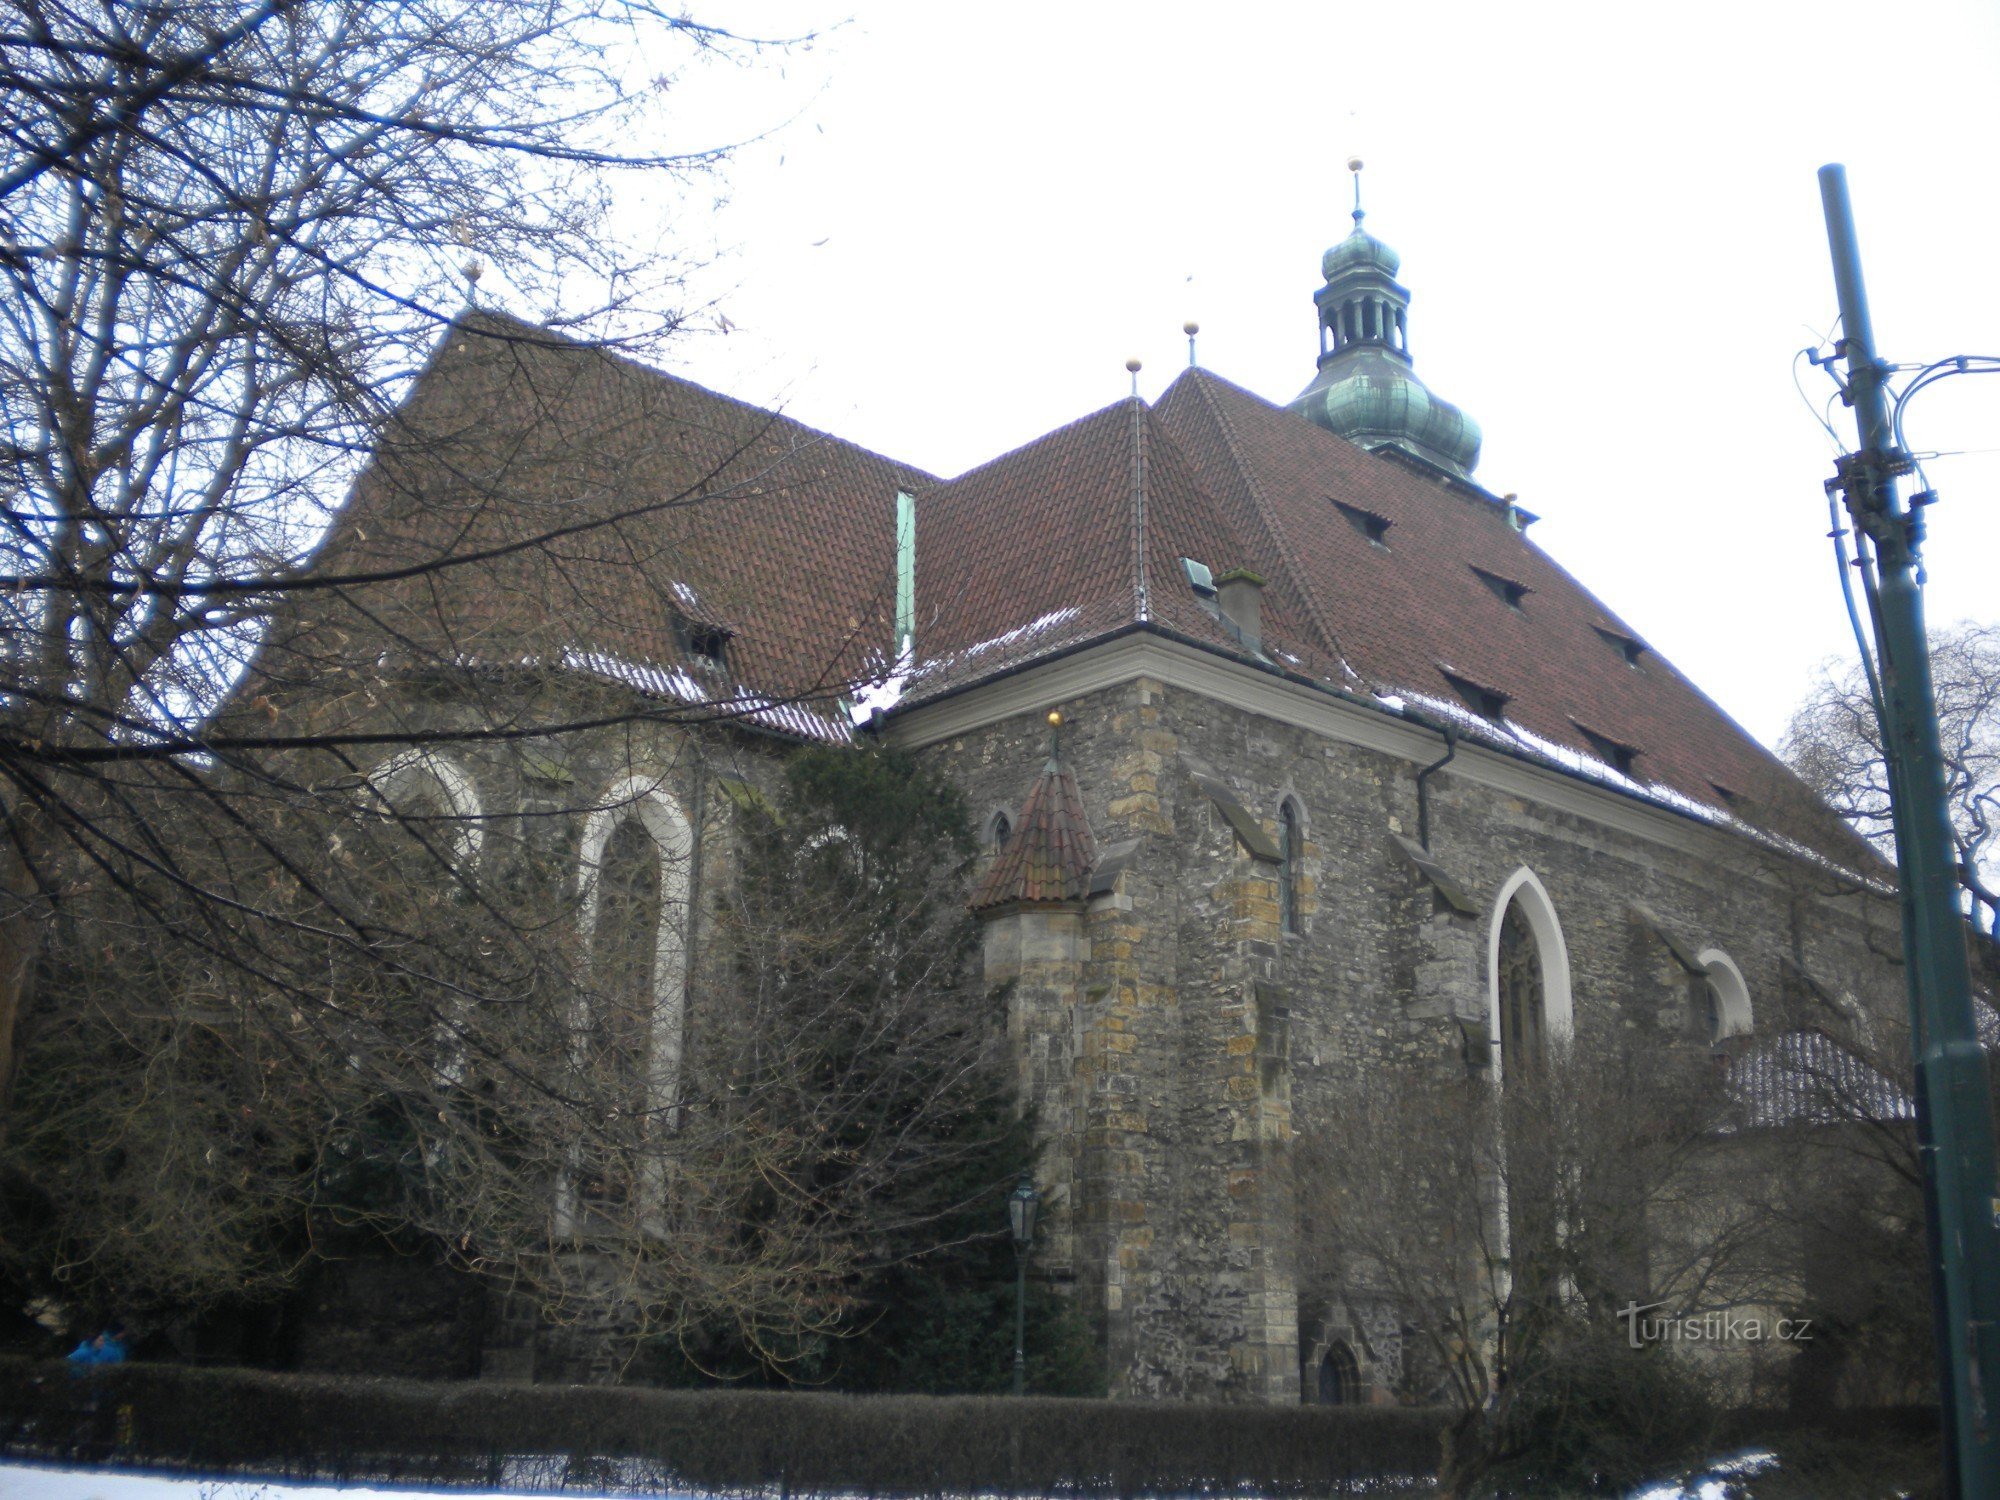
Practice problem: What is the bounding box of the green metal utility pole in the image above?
[1818,163,2000,1496]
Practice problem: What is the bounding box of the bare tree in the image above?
[1782,620,2000,940]
[0,0,808,1112]
[1296,1032,1757,1497]
[3,732,1019,1379]
[0,0,1015,1372]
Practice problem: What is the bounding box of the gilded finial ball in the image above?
[1183,320,1199,336]
[1125,357,1142,373]
[462,257,484,284]
[1347,156,1363,173]
[1046,710,1063,729]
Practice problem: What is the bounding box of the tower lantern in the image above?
[1288,163,1482,478]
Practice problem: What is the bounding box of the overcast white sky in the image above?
[629,1,2000,751]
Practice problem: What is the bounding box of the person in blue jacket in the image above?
[65,1322,127,1368]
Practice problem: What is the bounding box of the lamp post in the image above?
[1008,1172,1039,1395]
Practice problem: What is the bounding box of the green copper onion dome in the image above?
[1321,223,1401,282]
[1306,351,1481,477]
[1289,193,1481,479]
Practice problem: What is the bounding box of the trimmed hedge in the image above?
[0,1356,1445,1496]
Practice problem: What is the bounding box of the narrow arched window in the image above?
[1278,801,1301,935]
[986,810,1013,849]
[1318,1342,1360,1404]
[583,816,661,1205]
[1699,975,1722,1044]
[1497,902,1546,1084]
[354,753,484,1085]
[1696,950,1753,1043]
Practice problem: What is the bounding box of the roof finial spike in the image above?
[1347,156,1365,227]
[1183,321,1200,369]
[1125,356,1142,399]
[1046,708,1063,760]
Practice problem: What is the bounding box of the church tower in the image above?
[1288,162,1482,479]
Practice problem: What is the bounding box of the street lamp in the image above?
[1008,1172,1039,1395]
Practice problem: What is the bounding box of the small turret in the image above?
[1288,160,1482,478]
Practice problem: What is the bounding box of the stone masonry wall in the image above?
[916,669,1909,1405]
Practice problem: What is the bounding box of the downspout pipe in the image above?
[1416,725,1457,852]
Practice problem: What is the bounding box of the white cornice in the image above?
[884,632,1801,878]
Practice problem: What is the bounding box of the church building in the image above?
[294,194,1910,1401]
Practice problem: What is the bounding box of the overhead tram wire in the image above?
[1805,344,2000,741]
[1802,329,1892,727]
[1892,355,2000,511]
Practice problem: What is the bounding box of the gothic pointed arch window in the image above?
[1695,948,1753,1044]
[573,782,693,1219]
[1318,1341,1361,1404]
[584,816,662,1201]
[1496,902,1546,1084]
[1278,799,1303,935]
[362,750,485,868]
[354,751,484,1081]
[1486,869,1572,1086]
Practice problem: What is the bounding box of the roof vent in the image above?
[1333,499,1392,547]
[1471,565,1530,611]
[1438,666,1510,722]
[1573,720,1642,779]
[675,614,732,673]
[1181,557,1216,597]
[1593,626,1647,668]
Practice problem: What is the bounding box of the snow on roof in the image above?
[1376,684,1886,891]
[898,606,1086,699]
[920,606,1081,673]
[846,643,914,725]
[559,648,852,744]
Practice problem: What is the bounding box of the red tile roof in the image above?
[895,360,1843,850]
[1149,369,1824,835]
[302,315,1864,863]
[267,312,933,741]
[907,396,1345,699]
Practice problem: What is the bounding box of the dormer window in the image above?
[1573,721,1642,778]
[1471,566,1530,612]
[1593,626,1647,668]
[1181,557,1217,598]
[1333,500,1392,548]
[674,615,732,673]
[1438,666,1510,722]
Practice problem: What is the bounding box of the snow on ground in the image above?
[0,1458,1787,1500]
[1628,1448,1780,1500]
[2,1452,1793,1500]
[0,1463,683,1500]
[3,1466,450,1500]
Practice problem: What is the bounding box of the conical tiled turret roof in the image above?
[970,753,1098,912]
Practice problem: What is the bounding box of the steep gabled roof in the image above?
[268,312,935,741]
[905,396,1344,701]
[1150,367,1800,818]
[291,312,1863,863]
[890,361,1831,852]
